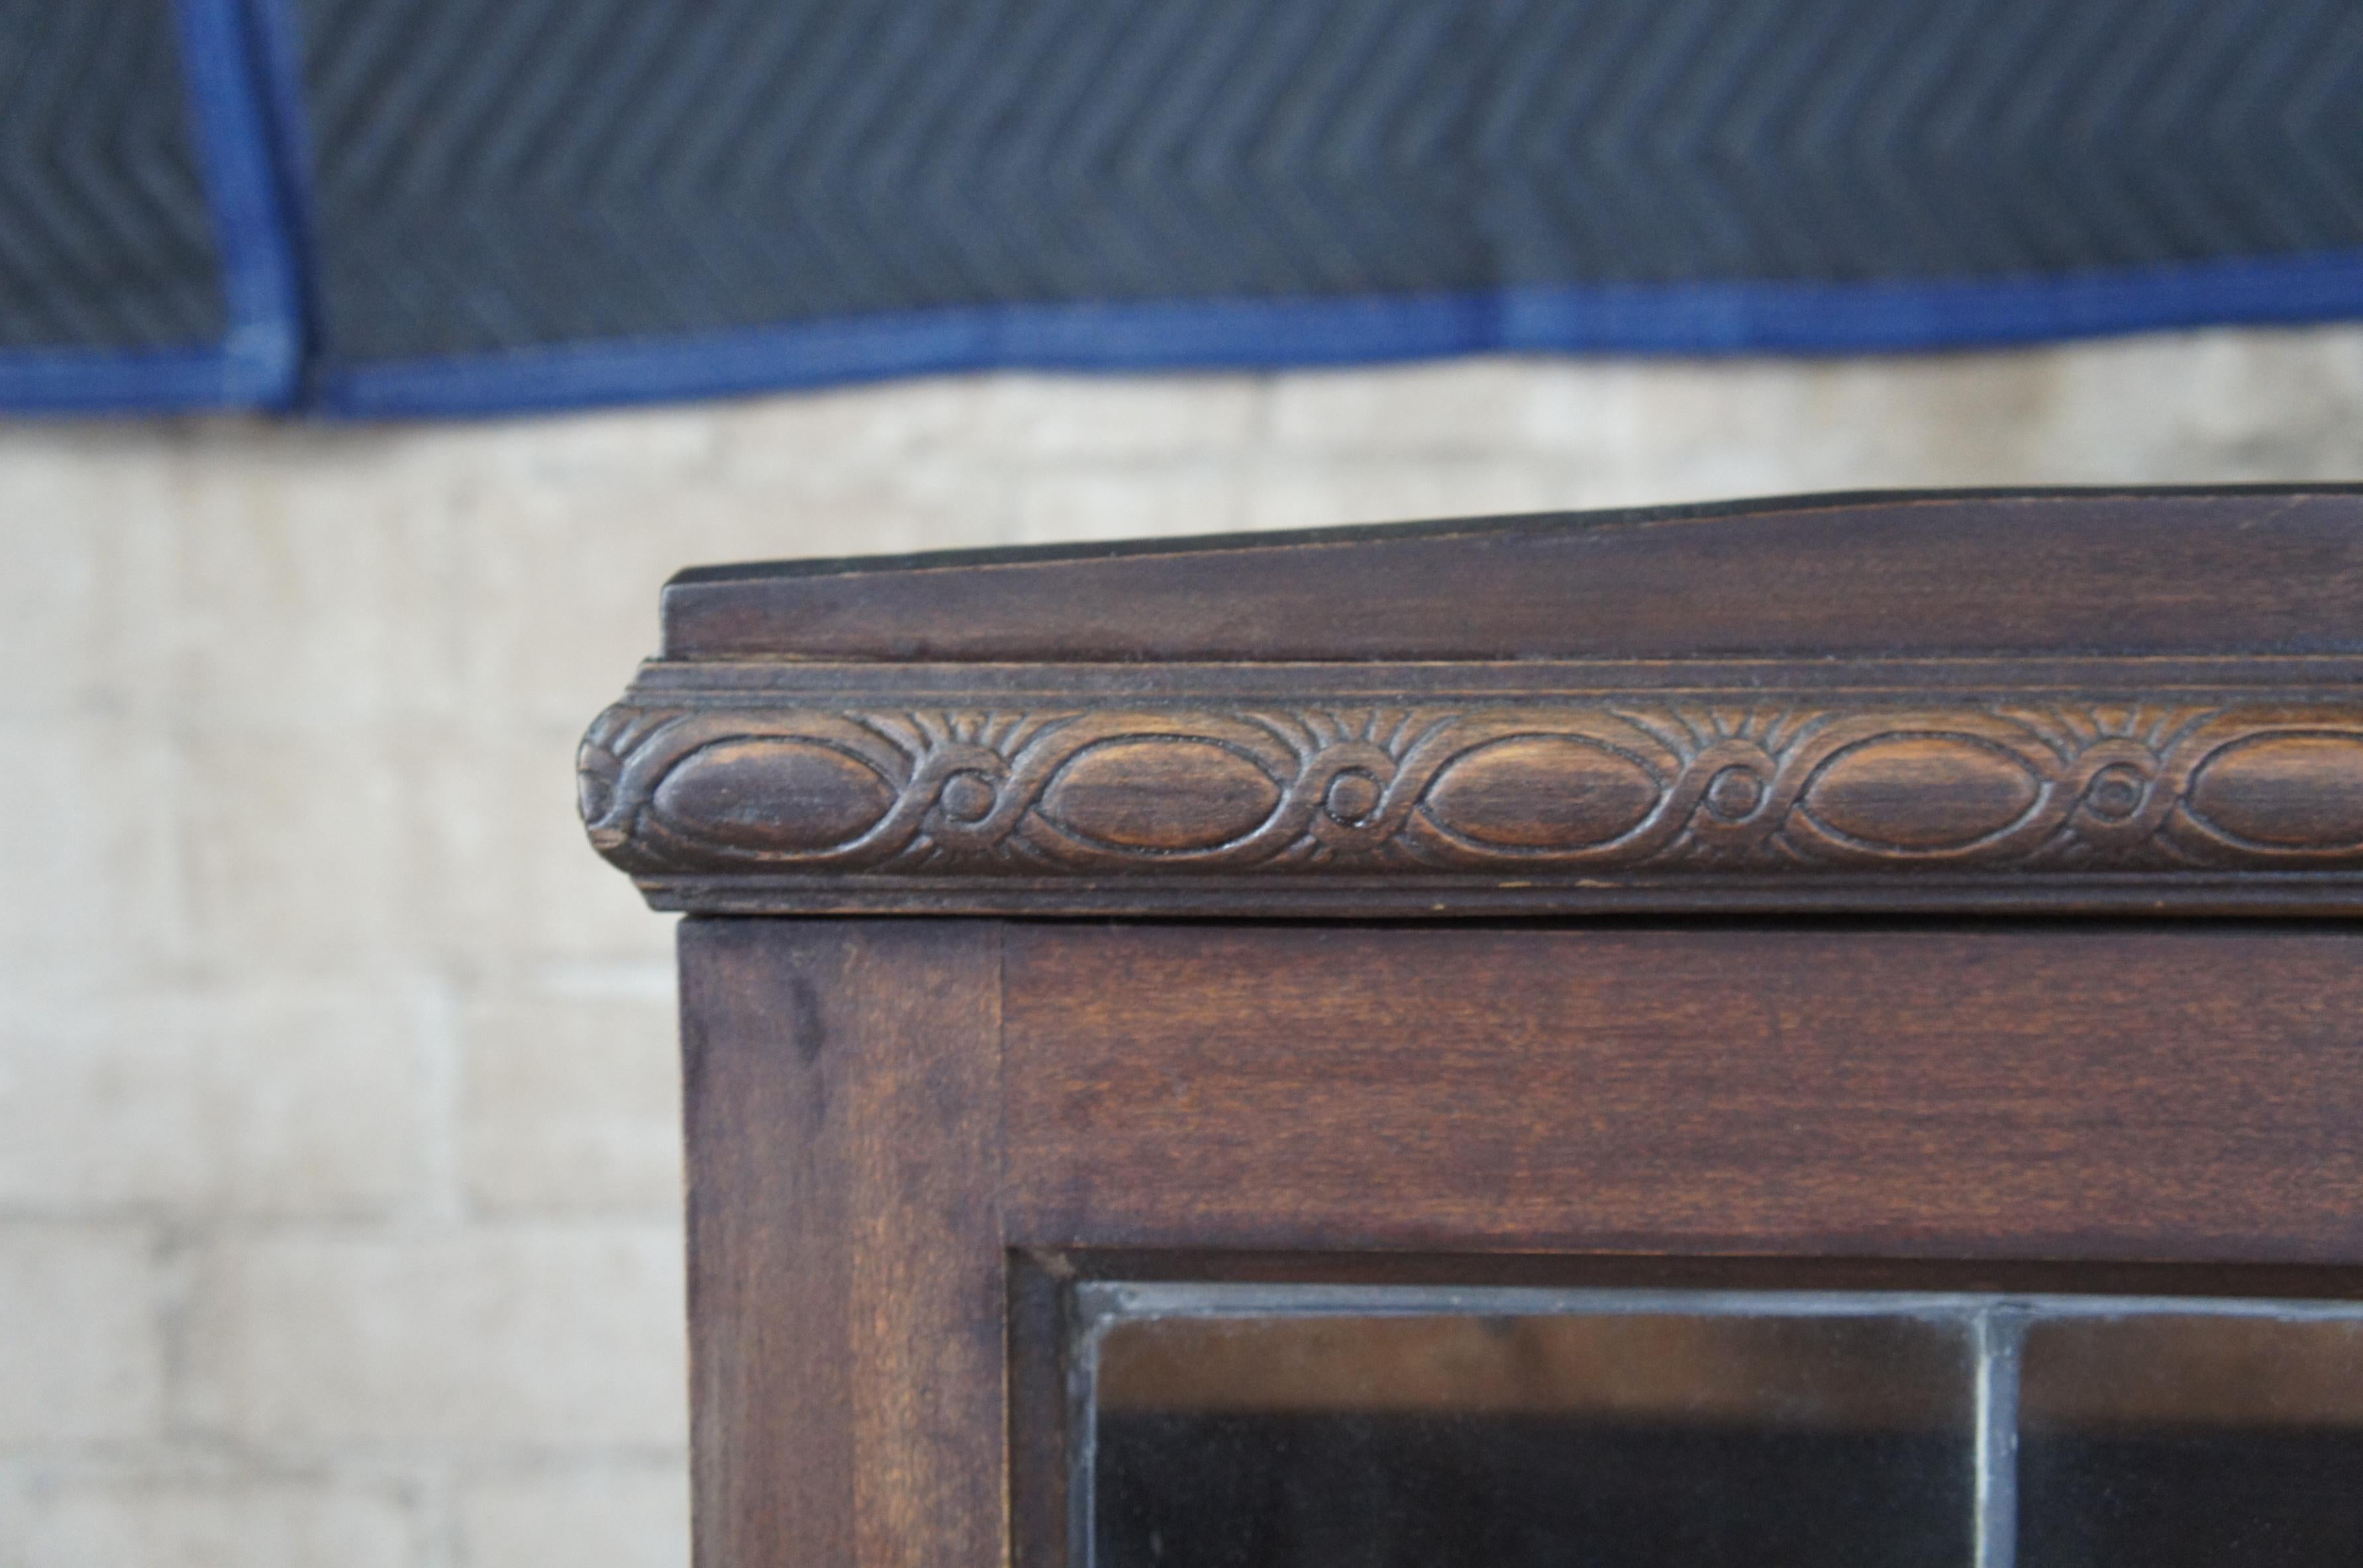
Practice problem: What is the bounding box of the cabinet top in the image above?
[586,487,2363,919]
[659,487,2363,663]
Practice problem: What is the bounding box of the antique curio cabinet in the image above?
[579,488,2363,1568]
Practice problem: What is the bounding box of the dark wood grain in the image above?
[1000,924,2363,1263]
[679,919,1005,1568]
[621,490,2363,1568]
[1049,1250,2363,1300]
[1006,1253,1081,1568]
[661,488,2363,662]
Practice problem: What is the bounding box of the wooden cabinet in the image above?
[580,488,2363,1567]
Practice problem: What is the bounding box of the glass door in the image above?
[1078,1285,2363,1567]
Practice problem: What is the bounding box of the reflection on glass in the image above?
[2020,1314,2363,1566]
[1091,1310,1975,1568]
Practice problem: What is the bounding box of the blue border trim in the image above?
[317,246,2363,418]
[234,0,321,391]
[0,346,266,413]
[174,0,303,407]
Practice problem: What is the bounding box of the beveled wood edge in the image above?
[581,658,2363,917]
[654,487,2363,663]
[625,653,2363,697]
[638,875,2363,918]
[664,485,2169,588]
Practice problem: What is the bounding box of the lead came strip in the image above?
[1974,1308,2025,1568]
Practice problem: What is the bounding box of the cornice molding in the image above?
[581,665,2363,916]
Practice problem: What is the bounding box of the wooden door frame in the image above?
[679,914,2363,1568]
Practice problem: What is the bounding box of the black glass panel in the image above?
[1091,1311,1974,1568]
[2020,1314,2363,1567]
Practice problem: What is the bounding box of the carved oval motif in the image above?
[1323,768,1386,826]
[652,739,896,851]
[1040,738,1282,850]
[2081,763,2149,822]
[1803,734,2042,849]
[1423,735,1661,848]
[2188,733,2363,847]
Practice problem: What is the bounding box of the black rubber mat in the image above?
[277,0,2363,411]
[9,0,2363,411]
[0,1,221,352]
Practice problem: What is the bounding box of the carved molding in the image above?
[580,697,2363,897]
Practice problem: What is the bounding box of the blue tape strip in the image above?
[234,0,319,387]
[317,247,2363,418]
[174,0,304,408]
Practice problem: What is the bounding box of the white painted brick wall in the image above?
[179,1230,687,1449]
[0,1227,166,1445]
[455,1466,692,1568]
[0,994,428,1217]
[5,1481,419,1568]
[4,334,2362,1566]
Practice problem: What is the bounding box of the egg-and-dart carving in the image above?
[581,699,2363,880]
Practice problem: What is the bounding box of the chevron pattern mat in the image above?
[7,0,2363,413]
[0,1,220,352]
